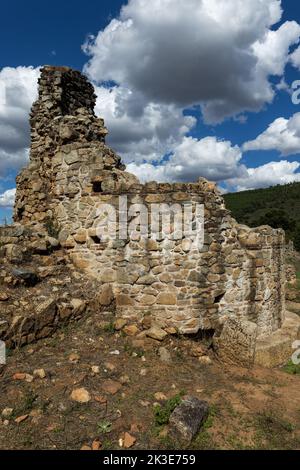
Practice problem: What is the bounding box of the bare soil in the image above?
[1,309,300,450]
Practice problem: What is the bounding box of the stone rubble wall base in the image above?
[1,297,88,350]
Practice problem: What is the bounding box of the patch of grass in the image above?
[153,393,184,426]
[41,400,51,414]
[53,427,64,434]
[226,434,246,450]
[188,403,219,450]
[22,437,33,447]
[202,404,218,430]
[190,429,216,450]
[174,348,184,360]
[123,342,144,357]
[223,401,239,418]
[97,419,113,434]
[283,360,300,375]
[101,439,113,450]
[5,347,13,357]
[103,322,116,335]
[13,391,38,418]
[157,435,179,450]
[255,410,297,449]
[133,348,144,358]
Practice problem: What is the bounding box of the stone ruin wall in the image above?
[11,66,286,339]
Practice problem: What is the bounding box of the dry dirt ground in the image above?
[0,307,300,451]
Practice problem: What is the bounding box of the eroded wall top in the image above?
[14,66,127,226]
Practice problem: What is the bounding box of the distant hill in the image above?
[224,182,300,251]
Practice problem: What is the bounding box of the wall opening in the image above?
[186,328,216,347]
[16,207,25,221]
[92,181,103,193]
[90,235,102,244]
[214,293,225,304]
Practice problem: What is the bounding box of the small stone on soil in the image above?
[198,356,212,365]
[92,439,102,450]
[33,368,46,379]
[154,392,167,401]
[0,293,9,301]
[2,408,13,418]
[102,380,122,395]
[169,396,209,445]
[69,353,80,363]
[70,388,91,403]
[15,415,29,424]
[158,347,172,363]
[146,327,168,341]
[122,432,136,448]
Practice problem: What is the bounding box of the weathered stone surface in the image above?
[214,318,258,368]
[74,229,87,244]
[169,396,209,444]
[70,299,86,316]
[116,294,134,306]
[158,347,171,363]
[0,293,9,301]
[114,318,128,331]
[11,268,39,286]
[123,325,139,336]
[146,327,168,341]
[1,65,288,367]
[97,284,114,306]
[255,311,300,368]
[139,294,156,306]
[157,293,177,305]
[286,264,297,286]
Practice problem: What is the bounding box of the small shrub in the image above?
[103,322,116,335]
[257,410,295,434]
[44,218,59,239]
[97,419,112,434]
[283,360,300,375]
[153,393,184,426]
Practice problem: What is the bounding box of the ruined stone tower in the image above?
[2,65,299,367]
[14,66,137,228]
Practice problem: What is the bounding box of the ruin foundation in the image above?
[1,65,300,367]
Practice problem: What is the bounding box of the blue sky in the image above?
[1,0,300,222]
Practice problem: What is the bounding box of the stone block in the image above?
[157,293,177,305]
[97,284,114,306]
[169,396,209,445]
[214,318,258,368]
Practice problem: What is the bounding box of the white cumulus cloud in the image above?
[0,188,16,208]
[290,44,300,69]
[243,112,300,156]
[83,0,299,123]
[94,85,196,163]
[226,160,300,191]
[0,66,39,177]
[127,136,246,182]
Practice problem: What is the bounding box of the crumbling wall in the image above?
[11,65,286,340]
[51,165,285,336]
[14,66,127,227]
